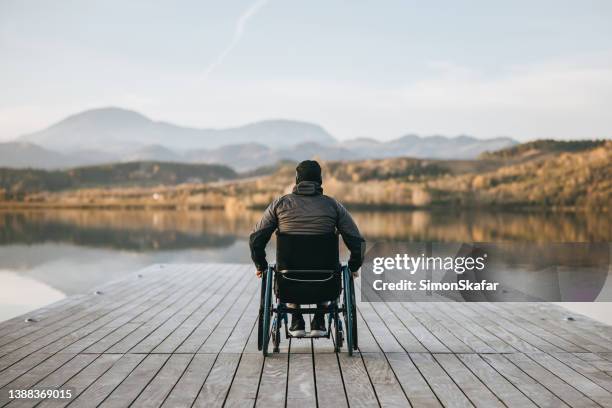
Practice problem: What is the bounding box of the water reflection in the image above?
[1,209,609,249]
[0,209,609,321]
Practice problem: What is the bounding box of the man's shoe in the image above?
[310,315,327,336]
[289,315,306,337]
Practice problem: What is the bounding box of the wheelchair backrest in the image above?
[276,232,339,274]
[275,232,341,303]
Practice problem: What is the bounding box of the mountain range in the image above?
[2,107,518,171]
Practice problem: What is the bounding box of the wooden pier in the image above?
[1,264,612,407]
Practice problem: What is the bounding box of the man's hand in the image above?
[352,269,360,278]
[256,269,263,278]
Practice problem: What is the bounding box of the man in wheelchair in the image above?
[249,160,365,337]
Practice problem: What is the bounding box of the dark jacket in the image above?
[249,181,365,272]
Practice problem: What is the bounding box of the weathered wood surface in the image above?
[1,264,611,407]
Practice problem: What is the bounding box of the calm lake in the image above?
[0,209,610,323]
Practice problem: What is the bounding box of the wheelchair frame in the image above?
[258,263,358,356]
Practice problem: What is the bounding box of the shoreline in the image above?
[0,201,607,213]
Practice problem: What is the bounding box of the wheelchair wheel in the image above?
[342,266,354,356]
[272,314,281,353]
[349,275,358,350]
[334,309,343,352]
[261,266,274,356]
[257,270,266,351]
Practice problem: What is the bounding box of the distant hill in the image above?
[340,134,517,160]
[181,137,514,171]
[440,140,612,209]
[479,139,607,160]
[185,143,274,171]
[2,106,521,170]
[0,142,74,169]
[1,140,609,210]
[261,140,612,209]
[19,107,336,152]
[0,161,237,198]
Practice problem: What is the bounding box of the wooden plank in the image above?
[196,277,258,354]
[409,302,495,353]
[0,295,82,335]
[409,353,473,408]
[224,354,264,407]
[0,353,75,406]
[0,268,196,384]
[574,353,612,372]
[528,304,612,341]
[0,283,152,358]
[400,303,473,353]
[551,353,612,393]
[161,354,216,408]
[67,354,146,408]
[104,271,213,353]
[362,352,411,408]
[433,302,515,353]
[433,354,504,408]
[173,270,250,353]
[598,353,612,363]
[129,269,240,354]
[313,353,348,407]
[372,302,438,353]
[255,354,288,408]
[242,313,260,355]
[479,303,588,352]
[156,265,247,352]
[220,291,259,354]
[355,280,428,353]
[456,354,536,407]
[357,303,406,353]
[5,354,98,408]
[0,270,158,347]
[526,352,612,406]
[98,354,170,407]
[505,353,600,408]
[0,265,174,352]
[382,303,449,353]
[356,313,385,353]
[82,323,142,354]
[286,349,316,407]
[0,297,87,345]
[465,303,565,353]
[7,354,98,408]
[130,354,192,408]
[161,275,254,353]
[0,289,167,387]
[36,354,123,408]
[337,353,379,408]
[192,353,241,408]
[500,303,610,353]
[385,353,441,408]
[480,354,570,408]
[448,303,541,353]
[499,303,612,352]
[2,264,612,408]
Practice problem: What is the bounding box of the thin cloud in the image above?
[202,0,269,80]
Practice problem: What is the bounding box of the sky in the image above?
[1,0,611,142]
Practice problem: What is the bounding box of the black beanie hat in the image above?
[296,160,322,184]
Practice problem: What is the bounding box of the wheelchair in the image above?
[258,232,358,356]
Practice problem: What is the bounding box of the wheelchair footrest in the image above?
[287,331,329,339]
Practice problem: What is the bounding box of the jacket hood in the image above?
[292,181,323,196]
